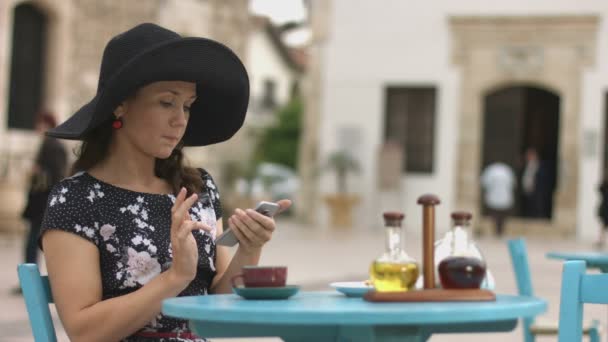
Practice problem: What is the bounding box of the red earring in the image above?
[112,117,123,129]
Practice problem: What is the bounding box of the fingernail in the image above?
[236,209,243,215]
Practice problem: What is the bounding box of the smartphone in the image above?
[216,201,281,247]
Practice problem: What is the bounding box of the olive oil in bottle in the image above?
[369,212,419,292]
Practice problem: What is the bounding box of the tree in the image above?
[253,96,302,169]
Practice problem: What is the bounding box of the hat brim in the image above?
[47,37,249,147]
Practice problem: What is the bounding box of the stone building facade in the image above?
[311,0,608,240]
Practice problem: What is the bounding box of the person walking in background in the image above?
[521,148,541,218]
[596,172,608,249]
[481,161,516,237]
[13,111,68,294]
[521,147,556,218]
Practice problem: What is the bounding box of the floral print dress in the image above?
[40,170,222,341]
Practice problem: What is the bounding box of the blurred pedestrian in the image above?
[13,110,67,294]
[521,147,555,218]
[481,161,516,236]
[596,172,608,249]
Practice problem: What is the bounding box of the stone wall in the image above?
[450,16,599,236]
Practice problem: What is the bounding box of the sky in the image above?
[249,0,311,46]
[249,0,308,25]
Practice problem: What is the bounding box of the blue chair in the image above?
[558,260,608,341]
[508,239,600,342]
[17,263,57,342]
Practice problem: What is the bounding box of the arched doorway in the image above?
[481,85,560,220]
[8,2,48,130]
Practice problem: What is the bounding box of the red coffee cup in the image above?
[231,266,287,288]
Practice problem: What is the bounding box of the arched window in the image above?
[8,3,47,130]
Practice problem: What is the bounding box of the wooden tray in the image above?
[363,289,496,302]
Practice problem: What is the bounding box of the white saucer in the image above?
[330,281,373,298]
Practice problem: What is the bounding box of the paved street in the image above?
[1,219,604,341]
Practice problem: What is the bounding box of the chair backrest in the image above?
[507,238,534,297]
[17,263,57,342]
[507,238,536,342]
[558,260,608,342]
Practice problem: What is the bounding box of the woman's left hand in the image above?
[228,199,292,255]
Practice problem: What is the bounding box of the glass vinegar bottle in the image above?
[437,211,487,289]
[369,212,419,292]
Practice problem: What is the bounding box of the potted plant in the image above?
[323,150,361,228]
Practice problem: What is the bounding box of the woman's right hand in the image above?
[168,188,212,288]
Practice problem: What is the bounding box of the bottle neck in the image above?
[385,225,402,254]
[450,220,472,255]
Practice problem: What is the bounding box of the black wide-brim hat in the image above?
[47,23,249,146]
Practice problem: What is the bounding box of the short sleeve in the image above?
[39,175,100,249]
[199,169,222,220]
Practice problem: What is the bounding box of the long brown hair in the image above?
[71,119,203,196]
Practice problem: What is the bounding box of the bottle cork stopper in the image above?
[417,194,441,205]
[451,211,472,221]
[383,211,405,221]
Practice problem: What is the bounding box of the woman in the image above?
[40,23,290,342]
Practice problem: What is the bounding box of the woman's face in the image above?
[115,81,197,159]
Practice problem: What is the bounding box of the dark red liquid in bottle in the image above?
[438,256,486,289]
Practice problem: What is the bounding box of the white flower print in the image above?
[87,190,96,203]
[192,205,217,239]
[83,226,95,238]
[100,224,116,241]
[143,238,150,246]
[132,235,143,245]
[204,244,211,254]
[128,204,140,215]
[123,277,136,288]
[88,183,105,200]
[148,244,157,254]
[140,209,148,221]
[120,207,127,213]
[167,194,176,203]
[74,224,82,232]
[134,218,148,229]
[126,248,161,285]
[206,179,220,200]
[106,244,116,253]
[50,187,70,207]
[208,256,215,271]
[137,196,144,203]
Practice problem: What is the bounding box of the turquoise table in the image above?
[162,291,546,342]
[546,252,608,273]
